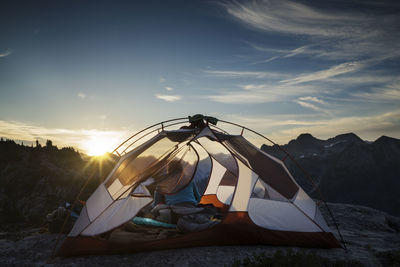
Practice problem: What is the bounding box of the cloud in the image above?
[208,83,318,104]
[325,74,397,85]
[209,1,399,109]
[351,79,400,101]
[155,94,182,102]
[298,96,326,105]
[294,96,329,114]
[205,70,288,79]
[165,87,174,91]
[246,42,288,54]
[222,110,400,144]
[294,100,327,114]
[0,50,12,58]
[281,61,364,85]
[159,77,166,83]
[224,0,393,38]
[208,91,274,104]
[0,120,128,154]
[77,92,86,99]
[248,43,313,64]
[283,45,309,58]
[225,1,400,61]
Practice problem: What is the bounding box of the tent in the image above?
[56,116,341,256]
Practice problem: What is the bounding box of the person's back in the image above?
[164,180,200,206]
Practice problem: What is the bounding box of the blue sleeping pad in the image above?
[132,217,176,229]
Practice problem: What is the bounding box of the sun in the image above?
[84,135,116,156]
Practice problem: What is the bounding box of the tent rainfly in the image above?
[56,116,342,256]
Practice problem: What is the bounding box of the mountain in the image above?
[261,133,400,216]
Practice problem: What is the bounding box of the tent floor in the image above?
[108,222,182,244]
[57,213,341,257]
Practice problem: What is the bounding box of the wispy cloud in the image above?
[224,0,368,37]
[205,70,288,79]
[298,96,326,105]
[165,87,173,91]
[294,96,330,114]
[0,50,12,58]
[248,43,313,64]
[294,100,327,114]
[208,83,317,104]
[155,94,182,102]
[325,74,398,85]
[225,0,400,62]
[283,46,309,58]
[351,79,400,101]
[208,91,273,104]
[281,61,364,85]
[214,1,399,113]
[159,77,166,83]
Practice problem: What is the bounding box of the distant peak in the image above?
[289,133,319,145]
[331,133,364,144]
[374,135,400,144]
[334,132,359,138]
[296,133,316,141]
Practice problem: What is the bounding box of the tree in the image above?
[46,139,53,148]
[36,140,41,148]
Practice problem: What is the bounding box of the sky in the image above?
[1,0,400,154]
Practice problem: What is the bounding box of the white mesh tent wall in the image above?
[56,116,341,256]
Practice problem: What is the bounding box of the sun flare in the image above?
[84,135,117,156]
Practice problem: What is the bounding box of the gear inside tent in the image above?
[56,115,342,256]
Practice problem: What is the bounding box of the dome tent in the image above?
[56,115,342,256]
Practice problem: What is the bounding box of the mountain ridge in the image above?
[261,133,400,216]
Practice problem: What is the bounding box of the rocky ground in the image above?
[0,203,399,266]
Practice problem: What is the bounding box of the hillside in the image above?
[0,139,115,230]
[261,133,400,216]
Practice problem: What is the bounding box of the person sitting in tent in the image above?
[150,161,220,233]
[151,159,198,210]
[151,180,220,233]
[153,178,201,209]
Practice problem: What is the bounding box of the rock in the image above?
[0,203,399,266]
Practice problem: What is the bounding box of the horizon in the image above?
[1,129,395,156]
[1,0,399,155]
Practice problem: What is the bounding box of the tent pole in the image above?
[119,120,189,155]
[112,117,187,155]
